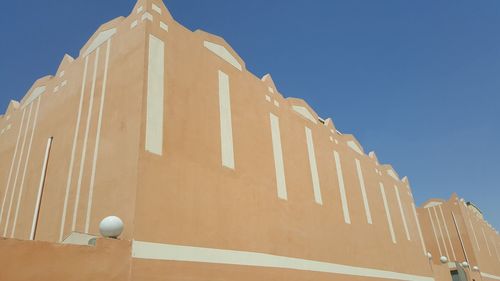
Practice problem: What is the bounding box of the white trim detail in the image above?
[380,183,396,244]
[160,22,169,32]
[11,96,41,237]
[387,169,399,181]
[83,28,117,57]
[145,35,165,156]
[3,103,34,236]
[334,151,350,224]
[137,6,143,14]
[305,127,322,205]
[269,113,287,200]
[438,205,456,261]
[132,241,434,281]
[411,202,428,255]
[467,208,481,251]
[292,106,317,124]
[347,141,363,155]
[130,20,138,29]
[428,208,442,256]
[481,272,500,280]
[59,56,89,242]
[451,212,470,266]
[30,137,52,240]
[482,227,492,256]
[204,41,242,71]
[71,48,101,232]
[152,3,162,14]
[394,185,410,241]
[355,159,372,224]
[218,70,234,169]
[0,108,26,228]
[433,206,449,258]
[85,39,112,233]
[141,12,153,22]
[23,86,46,108]
[423,201,442,208]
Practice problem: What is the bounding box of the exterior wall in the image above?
[418,194,500,281]
[0,0,498,281]
[0,4,146,242]
[0,237,131,281]
[131,1,433,280]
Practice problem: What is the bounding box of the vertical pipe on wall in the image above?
[30,137,53,240]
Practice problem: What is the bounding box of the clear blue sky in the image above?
[1,0,499,229]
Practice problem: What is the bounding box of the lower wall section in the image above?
[0,237,131,281]
[131,258,431,281]
[132,241,435,281]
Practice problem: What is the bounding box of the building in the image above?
[0,1,498,280]
[418,194,500,281]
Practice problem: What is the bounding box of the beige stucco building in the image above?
[418,194,500,281]
[0,1,498,280]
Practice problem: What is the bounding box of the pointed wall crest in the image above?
[288,98,319,124]
[196,30,245,71]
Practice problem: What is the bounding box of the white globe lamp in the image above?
[426,252,432,259]
[439,256,448,263]
[461,261,469,268]
[99,216,124,238]
[472,266,479,271]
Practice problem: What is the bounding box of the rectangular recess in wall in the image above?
[145,35,165,156]
[305,127,322,205]
[218,70,234,169]
[333,151,350,223]
[270,113,287,200]
[355,159,372,224]
[380,183,396,244]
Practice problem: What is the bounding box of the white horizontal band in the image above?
[132,241,434,281]
[482,272,500,280]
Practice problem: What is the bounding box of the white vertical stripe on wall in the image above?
[334,151,350,223]
[11,96,41,237]
[355,159,372,224]
[427,208,442,256]
[438,205,456,261]
[491,237,500,261]
[0,108,26,227]
[218,70,234,169]
[380,182,396,244]
[482,227,492,256]
[145,35,165,156]
[305,127,322,205]
[466,208,481,251]
[433,206,449,258]
[3,102,33,236]
[60,56,89,242]
[85,39,112,233]
[72,47,100,232]
[30,137,53,240]
[451,212,470,265]
[394,185,410,241]
[269,113,287,200]
[411,203,428,255]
